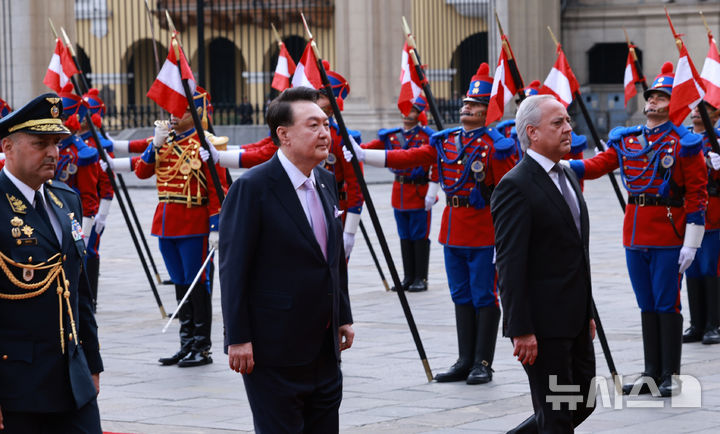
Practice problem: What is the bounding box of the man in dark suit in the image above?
[0,94,103,433]
[491,94,596,433]
[219,87,354,433]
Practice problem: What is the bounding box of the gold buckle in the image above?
[637,194,646,207]
[452,196,460,207]
[397,176,405,183]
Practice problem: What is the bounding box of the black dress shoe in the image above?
[177,350,213,367]
[658,375,682,397]
[702,327,720,345]
[621,375,659,395]
[158,350,188,366]
[683,326,703,343]
[466,362,493,385]
[434,361,471,382]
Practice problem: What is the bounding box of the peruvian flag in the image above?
[539,45,580,107]
[398,42,424,116]
[486,36,519,125]
[669,41,706,126]
[43,39,79,93]
[146,34,196,118]
[623,46,641,107]
[271,43,297,92]
[291,42,322,90]
[701,33,720,109]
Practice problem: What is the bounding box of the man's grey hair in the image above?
[516,94,556,152]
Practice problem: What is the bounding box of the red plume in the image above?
[64,115,80,131]
[661,61,674,74]
[322,59,331,71]
[476,63,489,76]
[91,113,102,129]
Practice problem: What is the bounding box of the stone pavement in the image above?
[95,167,720,433]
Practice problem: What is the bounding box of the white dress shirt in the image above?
[525,148,580,214]
[277,149,327,233]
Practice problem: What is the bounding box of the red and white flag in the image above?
[623,46,641,107]
[539,45,579,107]
[398,43,424,116]
[146,34,196,118]
[43,39,79,93]
[486,36,519,125]
[701,33,720,109]
[669,41,706,126]
[291,42,322,90]
[271,43,297,92]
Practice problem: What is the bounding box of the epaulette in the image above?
[673,124,703,156]
[73,135,99,166]
[570,134,588,153]
[486,127,515,153]
[608,125,642,142]
[431,126,462,143]
[204,131,229,151]
[45,178,75,194]
[349,129,362,144]
[100,137,113,152]
[496,119,515,136]
[378,127,402,142]
[420,126,436,137]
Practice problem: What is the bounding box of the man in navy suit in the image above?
[219,87,354,433]
[0,94,103,433]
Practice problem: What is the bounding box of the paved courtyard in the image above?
[95,166,720,433]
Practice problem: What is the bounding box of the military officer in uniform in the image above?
[135,88,228,368]
[361,96,437,292]
[566,62,708,397]
[683,102,720,345]
[0,94,103,433]
[348,63,517,384]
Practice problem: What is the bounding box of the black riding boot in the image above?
[159,284,193,365]
[466,305,500,384]
[178,282,213,367]
[683,278,704,343]
[392,239,415,292]
[85,256,100,312]
[658,312,683,397]
[435,304,476,382]
[702,276,720,344]
[408,239,430,292]
[623,312,661,395]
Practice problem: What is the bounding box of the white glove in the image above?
[558,159,571,168]
[153,123,169,149]
[94,198,112,234]
[99,158,111,172]
[82,216,95,246]
[424,182,440,211]
[343,135,365,162]
[108,136,129,153]
[708,151,720,170]
[343,232,355,259]
[678,246,697,274]
[208,231,219,250]
[199,139,220,163]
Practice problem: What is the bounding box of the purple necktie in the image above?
[303,178,327,258]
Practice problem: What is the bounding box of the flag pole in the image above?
[165,11,225,204]
[301,13,433,381]
[57,23,166,286]
[665,9,720,154]
[547,26,627,212]
[402,17,444,131]
[547,26,620,384]
[48,23,167,318]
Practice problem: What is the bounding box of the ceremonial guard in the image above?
[0,94,103,432]
[135,88,227,368]
[316,64,364,260]
[567,62,708,396]
[683,103,720,345]
[349,63,517,384]
[206,135,279,170]
[361,96,437,292]
[77,89,113,308]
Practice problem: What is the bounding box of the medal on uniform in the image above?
[21,225,34,237]
[190,159,202,170]
[66,163,78,175]
[69,214,83,241]
[179,162,192,175]
[475,171,486,182]
[11,216,23,227]
[59,170,69,182]
[11,227,21,238]
[661,154,675,169]
[22,268,34,282]
[326,153,337,165]
[471,160,484,173]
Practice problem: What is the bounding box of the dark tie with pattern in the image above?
[34,190,54,232]
[552,165,581,235]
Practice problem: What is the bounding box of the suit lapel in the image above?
[564,167,590,245]
[525,157,580,239]
[268,156,327,261]
[0,171,59,248]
